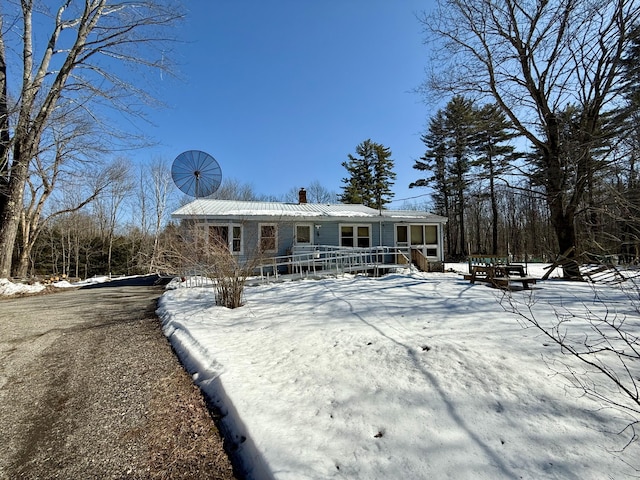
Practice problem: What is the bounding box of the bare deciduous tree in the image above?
[148,159,174,272]
[0,1,183,277]
[421,0,639,276]
[13,107,119,277]
[283,180,337,203]
[92,158,134,275]
[208,178,262,202]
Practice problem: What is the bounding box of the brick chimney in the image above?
[298,188,307,204]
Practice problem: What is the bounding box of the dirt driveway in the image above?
[0,281,239,479]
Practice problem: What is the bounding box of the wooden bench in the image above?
[464,256,509,283]
[464,256,537,289]
[490,275,537,290]
[463,265,496,283]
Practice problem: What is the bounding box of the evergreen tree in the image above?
[411,97,475,258]
[472,103,517,254]
[623,24,640,105]
[340,139,396,209]
[618,23,640,261]
[412,97,518,257]
[411,110,452,253]
[445,96,476,257]
[371,143,396,210]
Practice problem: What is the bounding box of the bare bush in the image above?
[502,282,640,451]
[159,222,261,309]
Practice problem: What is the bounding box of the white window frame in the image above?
[259,223,278,253]
[294,223,314,245]
[339,224,371,248]
[395,223,440,259]
[395,225,409,248]
[207,222,244,255]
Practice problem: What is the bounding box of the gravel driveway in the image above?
[0,281,239,479]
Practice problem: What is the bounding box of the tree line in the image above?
[2,1,640,278]
[411,0,640,272]
[0,1,183,278]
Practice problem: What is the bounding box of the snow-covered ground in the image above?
[0,277,47,295]
[157,264,640,479]
[0,275,137,296]
[2,266,637,478]
[0,277,86,295]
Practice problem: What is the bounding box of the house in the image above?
[171,189,448,273]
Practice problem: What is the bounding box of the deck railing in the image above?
[254,245,411,280]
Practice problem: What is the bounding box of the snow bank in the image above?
[0,278,45,296]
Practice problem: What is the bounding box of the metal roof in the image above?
[172,199,447,223]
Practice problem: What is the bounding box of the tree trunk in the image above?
[489,163,499,255]
[14,223,43,278]
[0,145,29,277]
[443,193,452,259]
[0,20,10,208]
[14,246,30,279]
[545,153,581,277]
[457,183,466,257]
[0,197,23,278]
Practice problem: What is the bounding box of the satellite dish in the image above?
[171,150,222,197]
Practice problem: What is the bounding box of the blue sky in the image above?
[144,1,437,206]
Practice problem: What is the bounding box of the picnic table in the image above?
[464,257,537,289]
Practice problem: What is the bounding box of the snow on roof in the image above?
[171,199,447,222]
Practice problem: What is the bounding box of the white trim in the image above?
[207,222,244,255]
[258,223,278,253]
[339,223,372,248]
[294,223,314,245]
[394,223,441,261]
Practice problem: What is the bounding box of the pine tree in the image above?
[472,103,517,254]
[411,110,452,252]
[371,143,396,210]
[412,97,475,258]
[412,97,514,258]
[339,139,396,209]
[445,96,476,257]
[617,24,640,261]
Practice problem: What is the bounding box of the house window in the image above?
[395,224,440,259]
[295,224,312,244]
[209,224,243,253]
[357,226,370,247]
[396,225,408,246]
[409,225,438,245]
[232,226,242,253]
[410,225,424,244]
[340,224,371,248]
[259,224,277,253]
[341,226,354,247]
[425,225,437,244]
[209,225,229,248]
